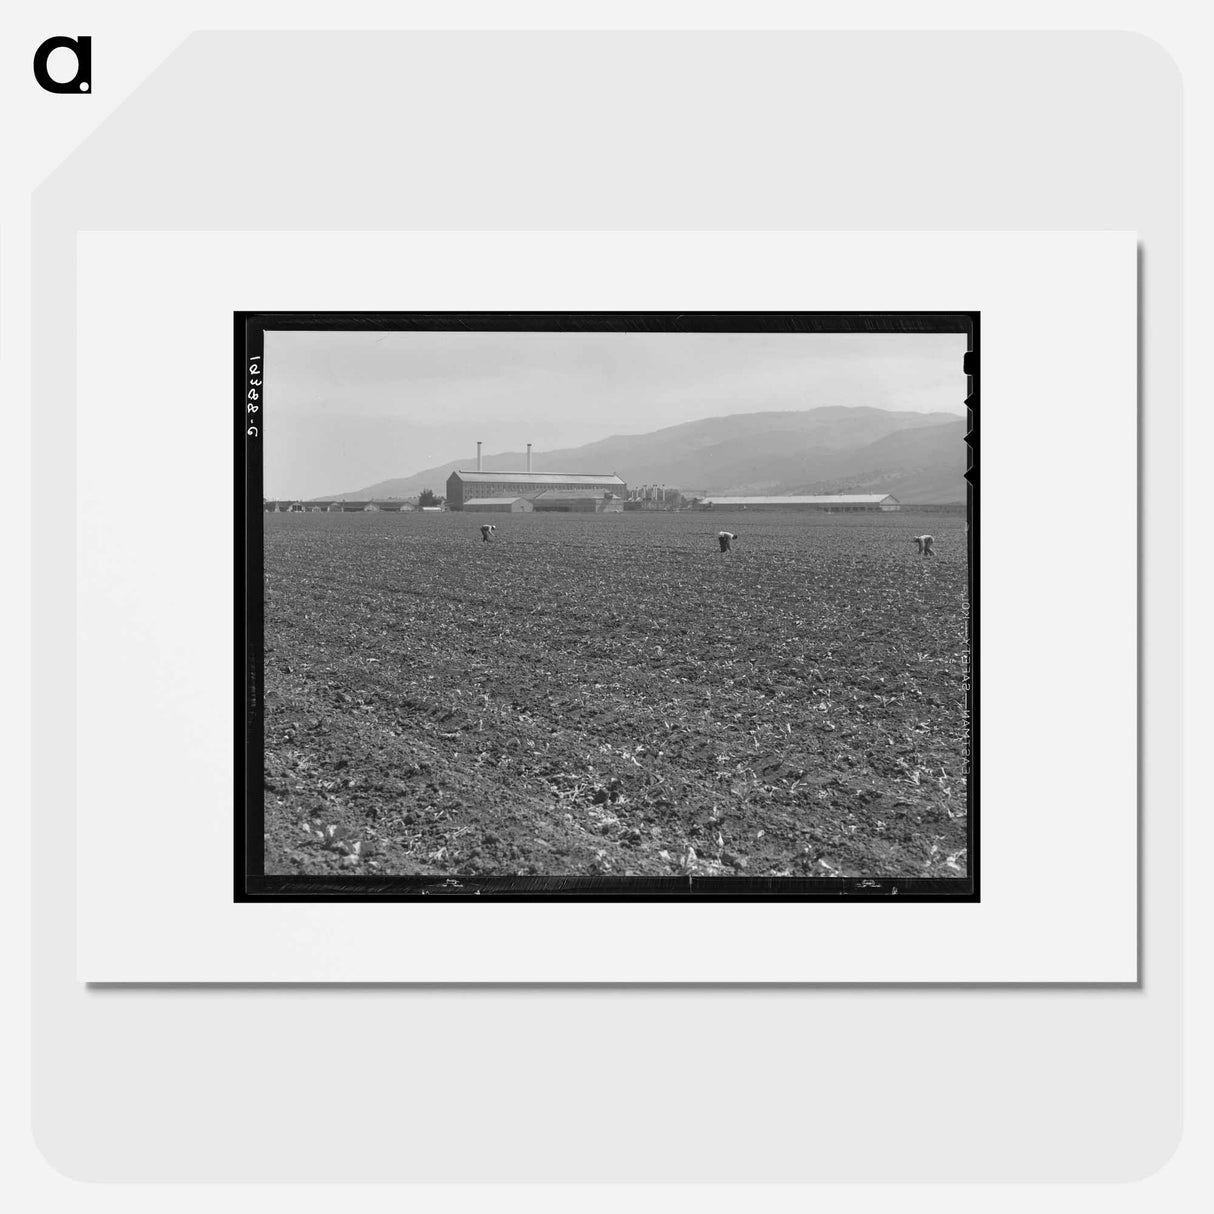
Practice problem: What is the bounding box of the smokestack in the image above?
[476,441,482,471]
[526,443,532,473]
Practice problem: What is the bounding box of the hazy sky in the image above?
[264,329,967,498]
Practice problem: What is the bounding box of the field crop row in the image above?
[262,511,971,880]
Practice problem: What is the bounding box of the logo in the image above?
[33,35,91,94]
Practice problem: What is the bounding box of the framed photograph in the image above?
[239,311,976,901]
[74,230,1133,980]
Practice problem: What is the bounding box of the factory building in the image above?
[445,440,627,510]
[699,494,901,512]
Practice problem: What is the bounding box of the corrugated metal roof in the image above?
[702,494,898,505]
[453,470,625,486]
[463,497,529,506]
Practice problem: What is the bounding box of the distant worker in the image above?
[480,524,497,543]
[718,531,738,554]
[913,534,936,557]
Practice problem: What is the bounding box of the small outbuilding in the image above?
[463,496,534,513]
[532,491,624,513]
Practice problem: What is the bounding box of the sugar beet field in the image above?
[262,511,971,881]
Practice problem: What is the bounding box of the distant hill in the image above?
[325,406,968,503]
[790,419,969,503]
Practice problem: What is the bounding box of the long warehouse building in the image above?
[446,441,626,510]
[699,494,901,512]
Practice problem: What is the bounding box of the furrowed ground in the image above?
[263,511,970,879]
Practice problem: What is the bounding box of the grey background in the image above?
[32,32,1180,1181]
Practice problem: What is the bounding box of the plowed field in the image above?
[262,510,970,879]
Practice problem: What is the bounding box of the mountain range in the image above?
[327,406,969,503]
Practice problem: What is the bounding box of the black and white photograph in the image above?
[240,313,976,899]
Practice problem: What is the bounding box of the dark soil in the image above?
[262,510,970,879]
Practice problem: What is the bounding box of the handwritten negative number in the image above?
[247,356,262,437]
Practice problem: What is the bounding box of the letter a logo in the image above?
[33,36,92,93]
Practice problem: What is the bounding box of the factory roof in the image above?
[463,497,530,506]
[453,470,625,486]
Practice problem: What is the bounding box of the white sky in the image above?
[264,329,968,498]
